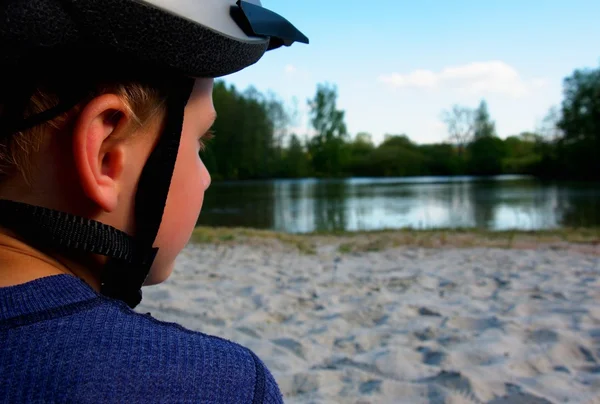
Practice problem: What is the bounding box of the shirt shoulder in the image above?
[1,295,283,404]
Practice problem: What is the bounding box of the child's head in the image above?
[0,0,308,307]
[0,75,214,286]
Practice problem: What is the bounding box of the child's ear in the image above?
[72,94,131,213]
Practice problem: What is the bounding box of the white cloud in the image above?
[531,78,547,89]
[429,121,447,131]
[284,64,297,74]
[379,61,546,98]
[381,69,438,89]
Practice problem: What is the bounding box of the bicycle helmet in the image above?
[0,0,308,308]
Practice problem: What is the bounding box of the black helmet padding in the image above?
[0,0,268,79]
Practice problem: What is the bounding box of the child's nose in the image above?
[201,166,211,190]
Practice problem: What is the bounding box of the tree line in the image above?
[202,63,600,181]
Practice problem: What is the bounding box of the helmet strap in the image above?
[0,76,194,309]
[101,76,194,307]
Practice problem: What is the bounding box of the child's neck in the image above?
[0,228,101,291]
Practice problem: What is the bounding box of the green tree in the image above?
[381,134,416,150]
[354,132,374,150]
[530,106,564,178]
[201,67,600,182]
[467,136,506,176]
[364,135,428,177]
[307,83,349,177]
[280,134,310,178]
[205,81,285,180]
[236,87,275,179]
[207,81,239,179]
[537,106,564,142]
[345,132,375,175]
[419,143,462,176]
[502,133,541,174]
[464,100,504,175]
[557,64,600,180]
[473,100,496,139]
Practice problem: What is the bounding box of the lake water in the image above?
[197,175,600,233]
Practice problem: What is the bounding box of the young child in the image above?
[0,1,308,402]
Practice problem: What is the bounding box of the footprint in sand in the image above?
[446,316,504,332]
[271,338,305,360]
[358,379,382,395]
[487,383,554,404]
[417,346,446,366]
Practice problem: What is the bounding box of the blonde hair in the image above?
[0,79,167,183]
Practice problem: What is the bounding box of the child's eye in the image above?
[198,129,215,152]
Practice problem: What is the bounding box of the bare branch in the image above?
[441,105,475,152]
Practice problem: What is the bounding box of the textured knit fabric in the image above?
[0,274,284,403]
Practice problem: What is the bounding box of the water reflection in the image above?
[313,180,348,232]
[197,176,600,233]
[199,180,276,229]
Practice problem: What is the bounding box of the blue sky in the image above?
[223,0,600,145]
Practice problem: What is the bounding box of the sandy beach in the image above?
[136,230,600,403]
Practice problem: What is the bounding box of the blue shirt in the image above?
[0,274,283,403]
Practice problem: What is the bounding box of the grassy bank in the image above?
[191,227,600,255]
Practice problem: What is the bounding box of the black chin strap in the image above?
[0,200,155,265]
[0,77,194,309]
[101,77,194,307]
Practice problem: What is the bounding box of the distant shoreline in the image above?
[191,226,600,255]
